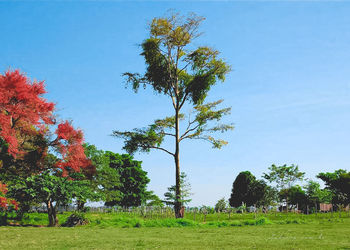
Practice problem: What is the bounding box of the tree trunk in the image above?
[174,105,182,218]
[47,200,58,227]
[77,200,85,211]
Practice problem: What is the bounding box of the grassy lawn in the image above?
[1,212,350,249]
[1,222,350,249]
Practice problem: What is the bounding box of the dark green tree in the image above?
[5,153,59,218]
[256,184,279,209]
[229,171,264,208]
[280,185,308,212]
[263,164,305,211]
[317,169,350,207]
[164,172,192,206]
[104,152,150,207]
[113,12,232,218]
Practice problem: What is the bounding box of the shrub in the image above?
[62,212,89,227]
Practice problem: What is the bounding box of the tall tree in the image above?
[113,12,232,218]
[263,164,305,211]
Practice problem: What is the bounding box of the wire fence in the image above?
[29,203,350,221]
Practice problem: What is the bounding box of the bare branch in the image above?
[149,146,175,157]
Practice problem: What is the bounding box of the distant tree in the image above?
[317,169,350,207]
[229,171,264,208]
[113,12,232,218]
[215,197,227,212]
[263,164,305,211]
[304,180,332,211]
[164,172,192,206]
[280,185,308,212]
[104,152,150,207]
[255,183,278,209]
[83,144,121,207]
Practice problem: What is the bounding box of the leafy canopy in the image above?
[123,12,231,105]
[263,164,305,190]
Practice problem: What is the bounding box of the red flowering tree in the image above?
[0,70,91,223]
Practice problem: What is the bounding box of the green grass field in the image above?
[1,212,350,249]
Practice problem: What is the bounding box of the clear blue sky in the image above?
[1,1,349,206]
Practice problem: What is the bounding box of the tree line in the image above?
[225,164,350,213]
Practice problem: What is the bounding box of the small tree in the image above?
[164,172,192,206]
[263,164,305,212]
[215,197,227,212]
[304,180,332,211]
[24,171,73,227]
[113,12,232,218]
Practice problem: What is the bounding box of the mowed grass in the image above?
[1,222,350,249]
[17,210,350,227]
[1,212,350,249]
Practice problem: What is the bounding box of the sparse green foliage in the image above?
[215,198,227,212]
[164,172,192,206]
[144,191,164,207]
[263,164,305,190]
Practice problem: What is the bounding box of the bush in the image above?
[62,212,89,227]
